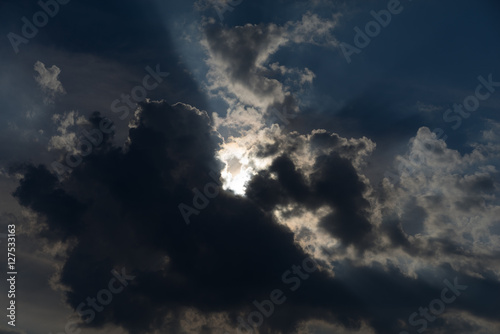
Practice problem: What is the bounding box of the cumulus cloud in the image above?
[11,101,500,334]
[202,12,339,131]
[33,61,66,104]
[13,102,352,333]
[48,111,89,152]
[3,2,498,334]
[201,14,341,195]
[380,126,500,272]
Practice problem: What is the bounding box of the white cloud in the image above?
[286,12,341,48]
[48,111,89,152]
[201,14,341,195]
[379,126,500,276]
[34,61,66,104]
[202,12,340,132]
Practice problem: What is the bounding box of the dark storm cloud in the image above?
[248,131,374,250]
[10,101,361,333]
[310,153,373,249]
[247,153,373,250]
[11,100,500,333]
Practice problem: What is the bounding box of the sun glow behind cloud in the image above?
[218,144,255,195]
[217,140,272,195]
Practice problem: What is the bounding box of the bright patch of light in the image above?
[218,142,252,195]
[217,140,272,195]
[221,167,252,196]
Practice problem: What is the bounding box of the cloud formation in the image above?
[3,2,500,334]
[33,61,66,104]
[11,100,500,334]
